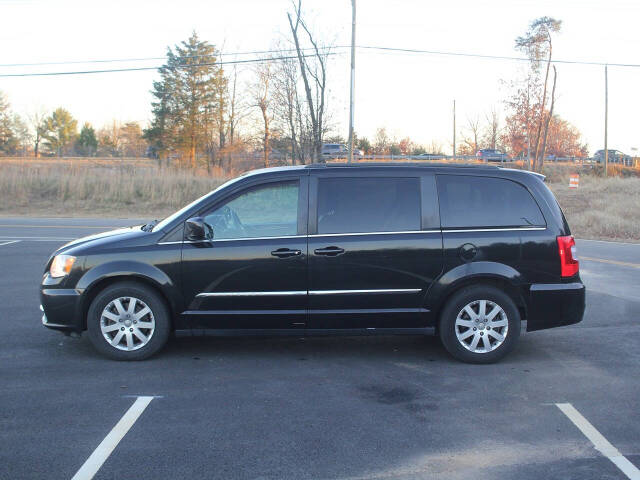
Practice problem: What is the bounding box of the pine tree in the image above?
[43,108,77,157]
[76,123,98,156]
[145,32,224,168]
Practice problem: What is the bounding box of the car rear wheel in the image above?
[87,282,170,360]
[439,285,521,364]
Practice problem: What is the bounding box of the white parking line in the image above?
[0,236,74,241]
[0,240,20,246]
[71,396,154,480]
[556,403,640,480]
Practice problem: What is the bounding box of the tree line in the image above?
[0,8,590,171]
[0,97,147,158]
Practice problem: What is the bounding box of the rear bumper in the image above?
[526,282,585,332]
[40,288,83,332]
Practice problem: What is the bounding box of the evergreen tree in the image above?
[0,92,18,155]
[76,122,98,156]
[43,108,77,157]
[145,32,225,168]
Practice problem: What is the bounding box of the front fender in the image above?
[77,260,178,312]
[425,261,525,311]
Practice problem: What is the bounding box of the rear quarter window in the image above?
[437,175,545,229]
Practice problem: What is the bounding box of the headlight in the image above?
[50,255,76,278]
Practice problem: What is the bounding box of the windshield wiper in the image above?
[141,220,159,232]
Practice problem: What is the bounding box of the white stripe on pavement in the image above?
[556,403,640,480]
[0,240,20,246]
[0,236,74,241]
[71,396,154,480]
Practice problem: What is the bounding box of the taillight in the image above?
[557,235,579,277]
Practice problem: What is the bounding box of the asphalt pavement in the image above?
[0,218,638,480]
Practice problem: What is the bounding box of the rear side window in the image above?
[437,175,545,228]
[317,177,420,234]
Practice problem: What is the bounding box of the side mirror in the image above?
[185,217,207,241]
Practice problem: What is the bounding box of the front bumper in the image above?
[40,288,83,332]
[526,282,586,332]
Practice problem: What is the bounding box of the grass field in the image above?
[1,157,638,242]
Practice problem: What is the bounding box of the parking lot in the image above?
[1,217,639,480]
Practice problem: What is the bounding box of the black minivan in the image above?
[41,163,585,363]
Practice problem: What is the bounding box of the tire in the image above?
[86,281,171,360]
[438,285,521,364]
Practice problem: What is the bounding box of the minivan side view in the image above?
[40,163,585,363]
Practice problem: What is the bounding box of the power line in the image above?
[0,52,345,78]
[0,46,346,68]
[1,45,639,77]
[357,45,640,68]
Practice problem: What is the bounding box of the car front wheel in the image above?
[87,282,171,360]
[439,285,521,364]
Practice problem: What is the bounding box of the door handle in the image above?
[271,248,301,258]
[314,246,345,257]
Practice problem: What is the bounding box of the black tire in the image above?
[438,285,521,364]
[86,281,171,360]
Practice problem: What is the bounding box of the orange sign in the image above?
[569,174,579,189]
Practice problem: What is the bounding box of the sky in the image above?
[1,0,640,155]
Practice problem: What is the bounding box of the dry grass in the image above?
[0,158,638,242]
[549,175,640,242]
[0,160,228,217]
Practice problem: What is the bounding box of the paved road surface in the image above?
[0,218,638,480]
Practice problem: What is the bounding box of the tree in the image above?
[28,108,48,158]
[373,127,390,154]
[483,109,501,150]
[97,121,122,157]
[288,0,330,162]
[273,53,305,164]
[515,16,562,171]
[356,136,371,154]
[145,31,225,168]
[43,108,77,157]
[0,92,19,155]
[459,115,482,155]
[253,61,273,168]
[501,110,586,158]
[120,122,146,157]
[75,123,98,156]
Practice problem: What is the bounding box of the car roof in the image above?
[241,162,544,183]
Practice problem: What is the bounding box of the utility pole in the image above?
[453,99,456,160]
[347,0,356,163]
[604,64,608,177]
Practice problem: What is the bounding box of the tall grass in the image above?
[0,158,638,242]
[549,175,640,241]
[0,161,227,217]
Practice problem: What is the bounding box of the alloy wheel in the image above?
[454,299,509,353]
[100,296,155,351]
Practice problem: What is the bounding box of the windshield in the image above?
[153,176,244,232]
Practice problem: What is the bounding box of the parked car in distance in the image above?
[414,153,444,160]
[593,149,632,165]
[41,163,585,364]
[321,143,347,157]
[476,149,511,162]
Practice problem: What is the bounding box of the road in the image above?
[0,218,638,480]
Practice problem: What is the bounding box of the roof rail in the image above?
[306,162,500,169]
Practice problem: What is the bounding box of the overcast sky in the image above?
[2,0,639,154]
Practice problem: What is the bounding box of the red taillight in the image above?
[557,235,579,277]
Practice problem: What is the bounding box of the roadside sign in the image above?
[569,174,579,189]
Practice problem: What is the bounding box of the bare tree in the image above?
[484,109,501,150]
[28,108,48,158]
[287,0,329,162]
[464,115,481,153]
[253,62,273,168]
[273,53,304,165]
[539,66,557,171]
[516,16,562,171]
